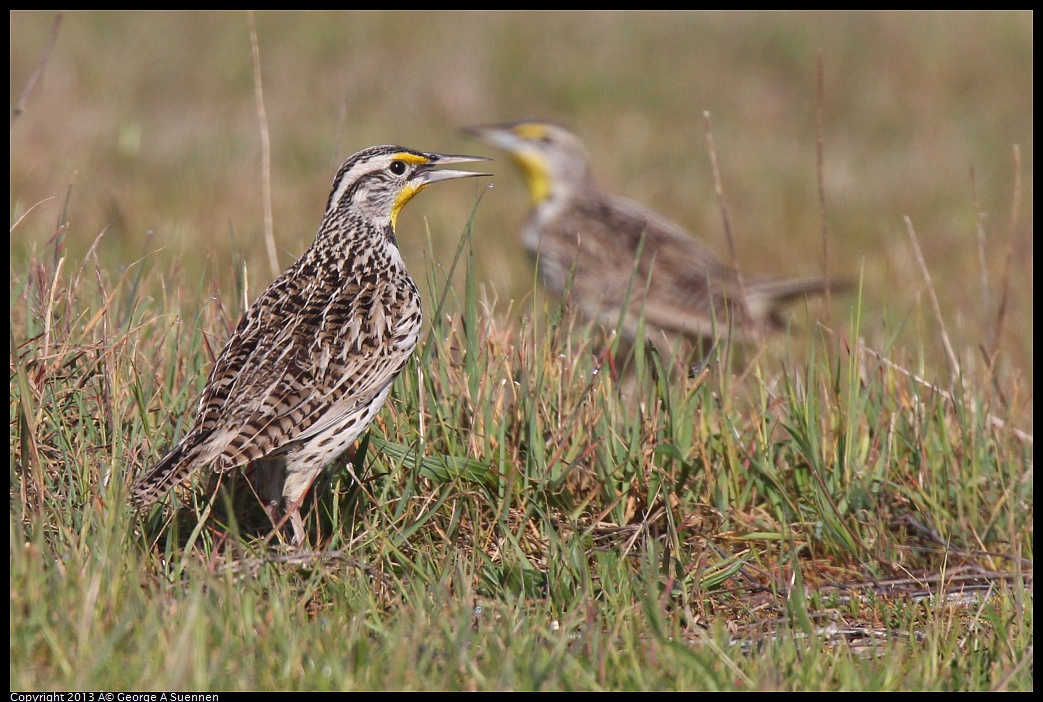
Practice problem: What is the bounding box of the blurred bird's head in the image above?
[462,121,592,207]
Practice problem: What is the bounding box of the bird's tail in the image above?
[744,276,854,329]
[131,440,200,509]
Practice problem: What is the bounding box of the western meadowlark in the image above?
[463,120,844,364]
[131,145,490,545]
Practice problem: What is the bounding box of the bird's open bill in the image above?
[416,152,493,184]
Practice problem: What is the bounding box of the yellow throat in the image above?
[390,152,432,230]
[512,151,551,206]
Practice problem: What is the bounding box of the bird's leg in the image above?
[281,468,324,548]
[285,501,308,548]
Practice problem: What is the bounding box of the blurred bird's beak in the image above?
[460,125,518,153]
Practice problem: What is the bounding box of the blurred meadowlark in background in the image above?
[464,121,846,367]
[131,145,490,545]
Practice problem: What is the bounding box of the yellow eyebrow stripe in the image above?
[513,123,549,141]
[390,152,429,166]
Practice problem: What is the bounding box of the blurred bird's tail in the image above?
[744,277,854,329]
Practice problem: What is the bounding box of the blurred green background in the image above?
[10,11,1033,382]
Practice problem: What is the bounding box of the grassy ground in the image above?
[10,11,1032,691]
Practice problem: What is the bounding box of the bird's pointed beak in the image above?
[415,153,493,185]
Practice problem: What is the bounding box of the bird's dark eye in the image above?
[389,160,407,176]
